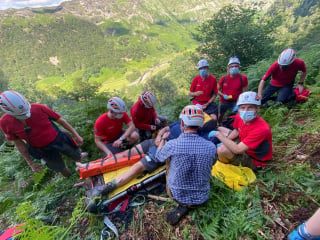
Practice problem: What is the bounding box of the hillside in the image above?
[0,0,274,96]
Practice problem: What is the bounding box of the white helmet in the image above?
[0,90,31,119]
[179,105,204,127]
[278,48,296,66]
[197,59,209,70]
[140,91,156,108]
[237,91,261,106]
[228,56,240,66]
[107,97,126,113]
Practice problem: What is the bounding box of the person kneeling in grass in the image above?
[85,105,217,225]
[212,91,272,171]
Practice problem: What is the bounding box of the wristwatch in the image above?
[119,136,124,141]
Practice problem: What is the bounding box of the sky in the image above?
[0,0,72,11]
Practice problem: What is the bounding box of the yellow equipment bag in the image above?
[211,161,256,191]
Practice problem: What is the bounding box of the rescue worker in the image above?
[0,90,87,177]
[213,91,272,171]
[257,48,307,105]
[217,56,248,124]
[190,59,218,121]
[94,97,139,157]
[130,91,166,141]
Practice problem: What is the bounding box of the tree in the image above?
[196,5,275,73]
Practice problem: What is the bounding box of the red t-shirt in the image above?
[130,98,157,130]
[219,74,248,103]
[94,112,131,143]
[0,104,61,147]
[262,58,307,87]
[233,114,272,167]
[190,74,218,104]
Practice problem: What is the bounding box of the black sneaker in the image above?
[84,197,99,214]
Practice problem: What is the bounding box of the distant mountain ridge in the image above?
[0,0,271,23]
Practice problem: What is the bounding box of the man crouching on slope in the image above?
[0,90,87,177]
[86,105,217,225]
[212,91,272,171]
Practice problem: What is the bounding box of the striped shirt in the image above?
[155,133,216,205]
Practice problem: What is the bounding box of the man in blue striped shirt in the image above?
[155,105,216,225]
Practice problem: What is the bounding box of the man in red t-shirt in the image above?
[257,48,307,105]
[130,91,166,141]
[213,91,272,171]
[0,90,87,177]
[190,59,218,120]
[217,56,248,124]
[94,97,139,157]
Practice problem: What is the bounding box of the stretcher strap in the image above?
[134,145,142,158]
[128,149,131,160]
[100,154,117,166]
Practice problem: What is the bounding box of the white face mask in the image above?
[239,110,256,122]
[15,114,30,120]
[114,113,123,119]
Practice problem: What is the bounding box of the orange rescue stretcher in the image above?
[78,154,145,179]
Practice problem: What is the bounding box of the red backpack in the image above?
[293,87,310,101]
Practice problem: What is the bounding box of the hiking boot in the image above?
[86,181,116,199]
[84,197,99,214]
[166,205,189,225]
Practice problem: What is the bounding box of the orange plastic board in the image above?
[78,154,145,179]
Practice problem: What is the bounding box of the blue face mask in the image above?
[199,69,208,78]
[229,67,239,75]
[239,111,256,122]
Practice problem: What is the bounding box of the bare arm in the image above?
[217,84,224,97]
[300,71,307,83]
[242,85,248,92]
[94,135,113,157]
[215,131,250,155]
[13,139,42,172]
[190,91,204,97]
[112,121,137,148]
[56,118,83,145]
[217,127,239,140]
[257,80,265,99]
[203,93,217,109]
[154,126,170,147]
[122,121,135,139]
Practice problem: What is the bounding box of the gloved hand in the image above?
[223,94,229,100]
[208,130,217,139]
[216,143,223,148]
[232,105,238,113]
